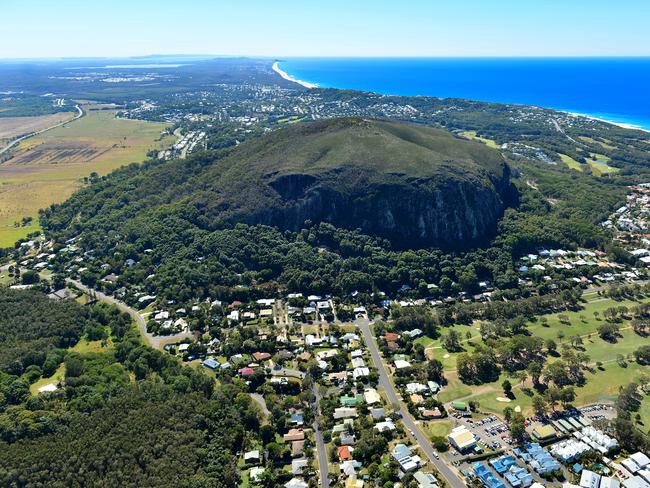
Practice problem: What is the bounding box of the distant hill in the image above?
[44,118,515,249]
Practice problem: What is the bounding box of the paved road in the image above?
[67,279,192,349]
[356,318,466,488]
[0,105,84,156]
[311,382,330,488]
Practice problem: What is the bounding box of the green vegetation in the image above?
[0,107,172,247]
[0,287,257,486]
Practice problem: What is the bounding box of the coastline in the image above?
[562,110,650,133]
[272,61,318,89]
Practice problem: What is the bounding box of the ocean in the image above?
[278,57,650,130]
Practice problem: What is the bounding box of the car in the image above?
[433,452,439,459]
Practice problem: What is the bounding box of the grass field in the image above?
[586,153,618,175]
[559,153,584,171]
[0,106,173,246]
[432,293,650,416]
[424,419,453,438]
[459,130,500,149]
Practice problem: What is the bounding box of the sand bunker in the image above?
[496,397,512,402]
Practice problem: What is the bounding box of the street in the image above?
[356,318,466,488]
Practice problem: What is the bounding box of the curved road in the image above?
[67,279,192,349]
[356,318,466,488]
[0,105,84,157]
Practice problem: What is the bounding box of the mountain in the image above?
[43,118,516,249]
[178,118,516,247]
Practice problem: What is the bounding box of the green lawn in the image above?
[433,293,650,416]
[559,153,584,171]
[29,363,65,395]
[424,420,453,438]
[459,130,500,149]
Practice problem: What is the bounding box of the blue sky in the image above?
[2,0,649,58]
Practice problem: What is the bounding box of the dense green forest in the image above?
[39,127,624,304]
[0,288,257,487]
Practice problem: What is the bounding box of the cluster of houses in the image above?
[604,185,650,268]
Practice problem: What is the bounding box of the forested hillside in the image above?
[0,288,256,487]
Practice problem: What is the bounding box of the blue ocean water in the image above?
[279,57,650,130]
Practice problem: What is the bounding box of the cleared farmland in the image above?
[0,106,173,246]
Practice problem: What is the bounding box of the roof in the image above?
[533,424,557,440]
[448,426,476,450]
[338,445,352,461]
[414,471,438,488]
[451,400,467,410]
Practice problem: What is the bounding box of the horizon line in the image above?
[1,54,650,62]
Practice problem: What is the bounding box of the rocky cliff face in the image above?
[249,164,515,248]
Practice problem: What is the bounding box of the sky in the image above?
[2,0,649,59]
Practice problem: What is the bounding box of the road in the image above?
[356,318,466,488]
[310,382,330,488]
[67,279,192,349]
[0,105,84,157]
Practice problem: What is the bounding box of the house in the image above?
[600,478,621,488]
[406,383,428,394]
[370,407,386,420]
[283,429,305,442]
[448,426,476,452]
[334,407,358,419]
[244,449,261,464]
[285,478,309,488]
[392,443,420,472]
[345,479,364,488]
[292,458,308,475]
[414,471,438,488]
[421,408,443,419]
[297,351,312,362]
[352,367,369,379]
[252,352,271,361]
[202,358,219,370]
[338,445,353,461]
[238,367,254,377]
[394,359,411,370]
[364,388,381,405]
[292,440,305,457]
[384,332,400,342]
[579,470,601,488]
[351,357,366,368]
[340,431,355,445]
[374,420,396,433]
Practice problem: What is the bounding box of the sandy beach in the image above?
[272,61,318,89]
[564,110,650,133]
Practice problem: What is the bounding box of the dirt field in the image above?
[0,112,76,146]
[0,106,173,246]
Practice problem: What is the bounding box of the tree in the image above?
[597,323,620,342]
[502,379,513,396]
[442,330,462,352]
[426,359,444,383]
[532,395,548,416]
[545,339,557,354]
[634,345,650,365]
[527,361,543,386]
[509,413,527,443]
